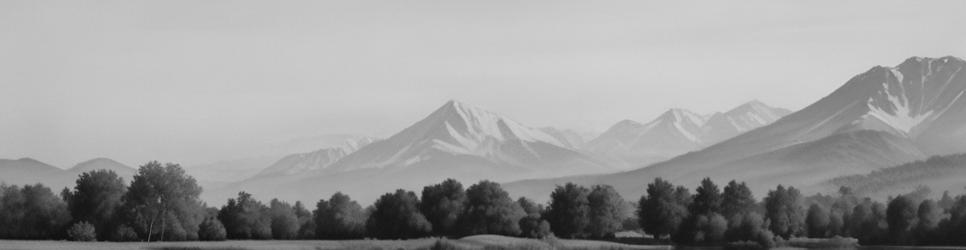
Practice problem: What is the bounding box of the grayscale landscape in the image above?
[2,1,966,249]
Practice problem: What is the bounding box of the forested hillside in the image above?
[827,154,966,198]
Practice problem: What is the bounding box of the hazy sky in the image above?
[2,0,965,167]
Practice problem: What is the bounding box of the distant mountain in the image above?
[68,157,136,177]
[585,101,790,167]
[186,134,376,183]
[0,157,136,190]
[218,100,615,204]
[253,137,376,178]
[702,100,793,144]
[505,56,966,203]
[0,158,63,185]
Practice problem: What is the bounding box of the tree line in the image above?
[4,161,966,248]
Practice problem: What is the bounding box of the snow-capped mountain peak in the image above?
[837,56,966,139]
[429,100,563,147]
[586,101,791,167]
[313,100,593,175]
[709,100,792,134]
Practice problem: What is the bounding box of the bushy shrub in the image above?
[199,217,227,241]
[66,221,96,241]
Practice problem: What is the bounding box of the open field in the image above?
[0,235,670,250]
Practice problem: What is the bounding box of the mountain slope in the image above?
[702,100,792,144]
[220,100,614,204]
[0,158,136,190]
[0,158,64,186]
[540,127,588,150]
[68,158,136,177]
[253,137,376,178]
[585,101,789,167]
[316,100,609,176]
[505,56,966,202]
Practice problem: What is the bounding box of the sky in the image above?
[2,0,965,167]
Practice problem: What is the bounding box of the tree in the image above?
[293,201,315,239]
[217,192,271,239]
[314,192,366,239]
[828,210,845,237]
[915,199,942,243]
[724,212,774,248]
[829,187,859,237]
[67,221,97,241]
[458,180,525,236]
[66,170,127,240]
[517,197,551,239]
[637,178,689,239]
[587,185,625,239]
[198,217,226,241]
[519,216,552,239]
[848,200,887,244]
[806,204,830,238]
[763,185,805,239]
[690,178,722,215]
[939,195,966,245]
[269,199,299,239]
[118,161,205,241]
[545,183,590,238]
[366,189,432,239]
[0,184,72,239]
[721,180,756,219]
[419,179,466,236]
[673,212,727,244]
[518,197,543,217]
[886,195,917,244]
[938,191,955,210]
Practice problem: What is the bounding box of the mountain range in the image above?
[586,101,790,167]
[0,157,135,190]
[209,100,617,203]
[504,56,966,202]
[4,55,965,206]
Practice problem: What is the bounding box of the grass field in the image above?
[0,235,670,250]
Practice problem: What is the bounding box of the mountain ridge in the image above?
[504,56,966,203]
[584,100,790,167]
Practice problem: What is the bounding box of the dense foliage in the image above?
[8,159,966,248]
[118,161,205,241]
[63,170,126,240]
[457,180,526,236]
[0,183,71,239]
[366,189,432,239]
[314,192,366,239]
